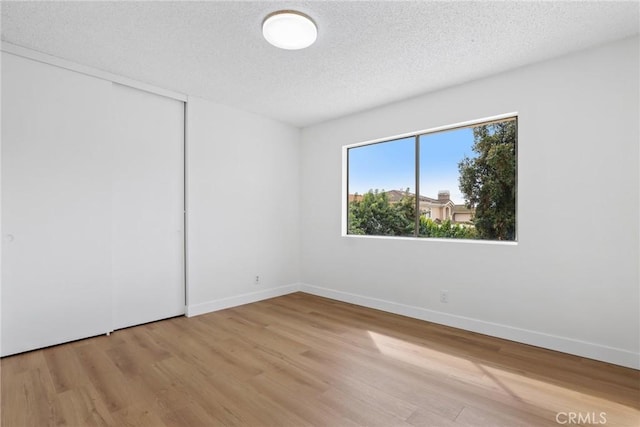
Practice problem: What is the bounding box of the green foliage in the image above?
[348,189,415,236]
[348,189,477,239]
[418,217,477,239]
[458,121,517,240]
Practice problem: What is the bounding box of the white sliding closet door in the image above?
[1,53,113,356]
[111,83,185,330]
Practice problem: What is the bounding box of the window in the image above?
[346,116,517,241]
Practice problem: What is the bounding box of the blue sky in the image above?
[348,127,474,204]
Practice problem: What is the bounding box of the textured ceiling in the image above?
[2,1,639,127]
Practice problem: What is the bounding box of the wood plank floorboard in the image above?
[2,292,639,426]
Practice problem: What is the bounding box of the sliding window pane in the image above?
[347,137,416,236]
[418,119,516,240]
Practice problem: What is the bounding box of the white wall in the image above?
[186,96,301,315]
[299,36,640,368]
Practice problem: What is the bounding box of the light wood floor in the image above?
[1,292,638,426]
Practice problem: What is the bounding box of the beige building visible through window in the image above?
[356,189,474,223]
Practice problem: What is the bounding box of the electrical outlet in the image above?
[440,290,449,303]
[255,275,260,285]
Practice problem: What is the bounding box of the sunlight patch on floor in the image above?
[366,330,639,422]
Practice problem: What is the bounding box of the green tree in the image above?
[458,121,516,240]
[348,189,414,236]
[395,190,416,234]
[418,217,478,239]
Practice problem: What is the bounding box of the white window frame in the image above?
[342,112,519,244]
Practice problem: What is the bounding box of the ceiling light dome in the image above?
[262,10,317,50]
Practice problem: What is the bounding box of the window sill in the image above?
[341,233,518,246]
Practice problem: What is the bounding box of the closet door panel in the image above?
[111,83,185,330]
[1,53,113,356]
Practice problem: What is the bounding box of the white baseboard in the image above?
[186,283,300,317]
[299,283,640,370]
[182,282,638,369]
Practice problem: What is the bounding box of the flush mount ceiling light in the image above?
[262,10,317,50]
